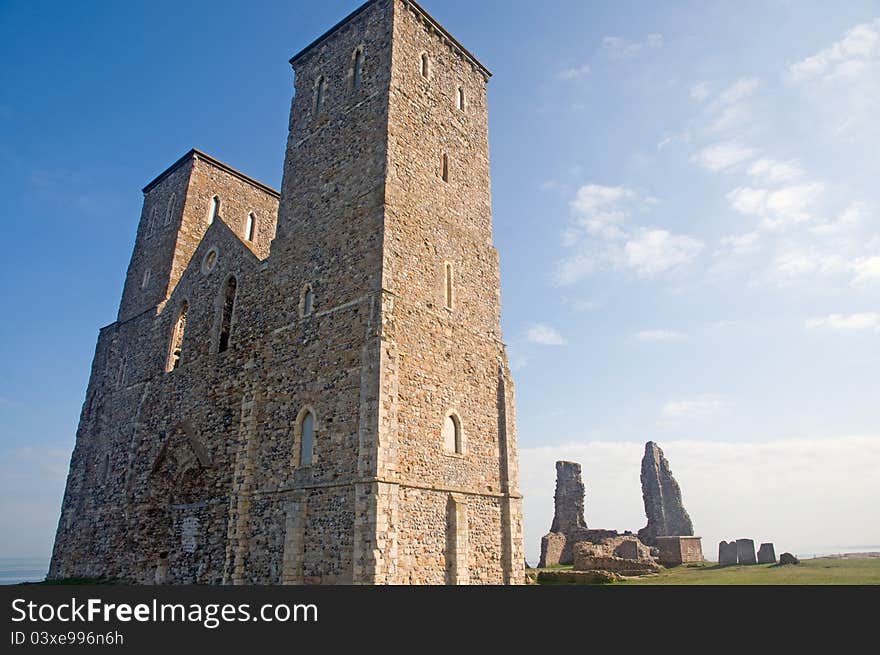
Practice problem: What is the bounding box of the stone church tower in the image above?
[49,0,524,585]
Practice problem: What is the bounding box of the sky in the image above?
[1,0,879,566]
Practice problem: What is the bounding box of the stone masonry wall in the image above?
[50,0,523,586]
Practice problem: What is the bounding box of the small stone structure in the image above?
[718,540,738,566]
[779,552,799,566]
[757,543,776,564]
[538,461,620,567]
[736,538,757,565]
[572,539,659,575]
[655,536,703,565]
[638,442,694,546]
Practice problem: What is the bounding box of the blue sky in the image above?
[1,0,879,564]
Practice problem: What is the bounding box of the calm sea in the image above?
[0,558,49,585]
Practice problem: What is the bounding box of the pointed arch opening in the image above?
[293,408,316,468]
[442,412,463,454]
[218,276,238,353]
[245,213,256,242]
[314,75,326,115]
[457,86,465,111]
[420,53,430,78]
[352,47,364,89]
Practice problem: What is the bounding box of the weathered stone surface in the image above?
[736,538,757,565]
[48,0,524,586]
[573,543,659,574]
[655,536,703,565]
[719,540,738,566]
[537,570,621,585]
[538,460,623,567]
[779,552,800,566]
[757,543,776,564]
[637,442,694,546]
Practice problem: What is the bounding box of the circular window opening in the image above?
[201,247,219,274]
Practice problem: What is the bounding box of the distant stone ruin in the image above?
[538,461,628,567]
[736,538,757,565]
[718,540,738,565]
[757,543,776,564]
[638,442,694,546]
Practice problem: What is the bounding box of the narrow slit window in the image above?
[117,356,127,389]
[164,193,176,226]
[218,276,237,353]
[166,301,188,372]
[314,75,326,114]
[353,48,364,88]
[300,410,315,466]
[301,284,314,317]
[208,195,220,225]
[420,53,430,78]
[445,263,454,309]
[245,213,256,242]
[141,268,151,289]
[457,86,465,111]
[442,153,449,182]
[443,414,462,454]
[147,207,157,237]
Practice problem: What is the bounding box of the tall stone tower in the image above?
[49,0,523,585]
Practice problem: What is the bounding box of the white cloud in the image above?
[570,184,631,214]
[622,229,704,276]
[636,329,687,342]
[812,202,868,236]
[691,142,757,171]
[727,182,825,229]
[716,77,760,105]
[662,396,728,419]
[789,18,880,83]
[526,323,568,346]
[720,231,761,256]
[557,64,591,80]
[748,158,805,184]
[602,33,664,60]
[807,313,880,331]
[851,256,880,286]
[519,436,880,565]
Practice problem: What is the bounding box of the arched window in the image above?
[147,207,157,237]
[141,268,151,289]
[164,193,176,226]
[443,413,463,454]
[166,301,188,372]
[314,75,326,114]
[101,453,111,483]
[457,86,465,111]
[352,48,364,88]
[208,195,220,225]
[300,410,315,466]
[444,262,454,309]
[218,276,237,353]
[441,153,449,182]
[245,213,256,242]
[300,284,314,317]
[420,53,430,78]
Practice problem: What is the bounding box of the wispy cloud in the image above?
[807,313,880,332]
[602,33,663,60]
[636,329,687,342]
[727,182,825,229]
[557,63,591,80]
[691,141,757,172]
[526,323,568,346]
[747,158,805,184]
[789,18,880,83]
[623,228,704,277]
[661,395,728,419]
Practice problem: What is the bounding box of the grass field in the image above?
[529,557,880,585]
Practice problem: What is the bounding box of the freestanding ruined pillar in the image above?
[637,442,694,546]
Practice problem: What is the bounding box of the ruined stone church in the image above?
[49,0,524,585]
